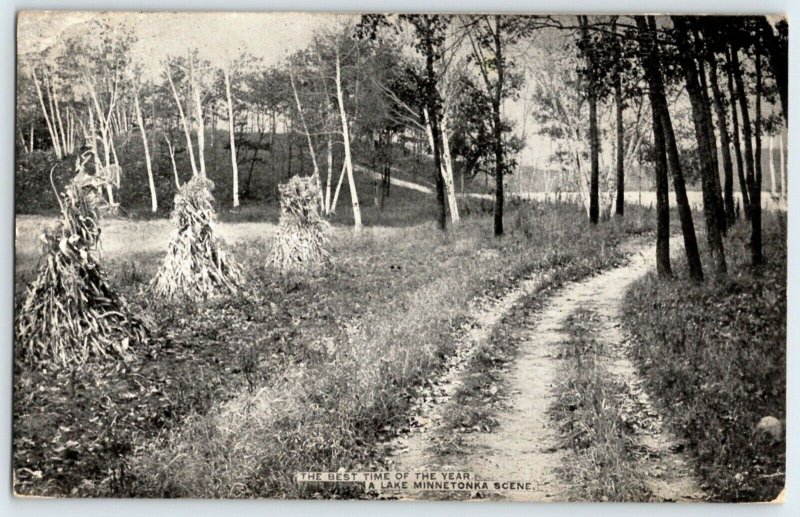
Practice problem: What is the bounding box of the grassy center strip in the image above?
[549,308,652,502]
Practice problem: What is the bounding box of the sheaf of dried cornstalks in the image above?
[15,162,148,368]
[267,175,330,274]
[149,175,242,299]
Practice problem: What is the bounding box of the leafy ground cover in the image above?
[14,199,654,498]
[621,214,787,502]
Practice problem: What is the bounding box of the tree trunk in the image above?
[492,17,505,235]
[731,46,762,264]
[780,127,786,199]
[768,134,777,195]
[707,53,736,225]
[335,51,362,232]
[695,52,728,235]
[134,92,157,213]
[725,48,750,219]
[224,67,240,207]
[588,94,600,224]
[325,133,333,213]
[166,63,199,176]
[290,70,324,209]
[48,77,68,156]
[286,120,293,178]
[164,134,180,188]
[751,48,764,265]
[190,60,206,177]
[756,16,787,123]
[440,123,459,223]
[425,109,459,224]
[673,19,726,277]
[331,161,346,214]
[650,92,672,278]
[424,36,447,232]
[32,69,62,159]
[579,17,601,224]
[614,73,624,216]
[638,15,704,281]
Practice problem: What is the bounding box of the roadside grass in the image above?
[621,213,787,502]
[117,202,653,498]
[549,309,652,502]
[13,198,653,498]
[432,206,655,452]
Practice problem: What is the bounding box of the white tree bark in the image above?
[325,133,333,214]
[331,161,347,214]
[85,73,119,196]
[424,109,459,223]
[134,92,157,212]
[166,62,199,176]
[439,114,460,223]
[768,134,777,195]
[86,108,114,205]
[780,127,786,199]
[32,69,62,159]
[290,69,324,209]
[47,77,68,155]
[164,134,181,188]
[66,108,74,155]
[224,66,240,207]
[190,58,207,177]
[335,51,361,232]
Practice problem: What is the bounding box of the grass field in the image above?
[13,191,655,497]
[14,141,784,501]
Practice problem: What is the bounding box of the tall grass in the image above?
[622,213,786,501]
[124,202,655,498]
[551,309,652,502]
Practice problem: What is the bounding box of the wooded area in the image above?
[14,12,787,502]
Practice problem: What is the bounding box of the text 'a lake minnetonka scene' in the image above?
[13,11,786,502]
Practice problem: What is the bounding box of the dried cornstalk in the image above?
[15,160,147,368]
[149,175,242,299]
[268,175,330,273]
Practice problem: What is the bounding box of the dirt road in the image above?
[385,240,705,502]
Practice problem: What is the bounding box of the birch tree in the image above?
[31,66,63,159]
[334,45,362,232]
[133,88,157,212]
[289,67,324,210]
[166,58,199,177]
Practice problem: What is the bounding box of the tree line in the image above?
[17,14,787,278]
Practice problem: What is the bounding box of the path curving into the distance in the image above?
[385,239,705,502]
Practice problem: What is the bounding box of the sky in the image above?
[18,11,341,72]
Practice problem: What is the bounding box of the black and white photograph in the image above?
[12,10,787,503]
